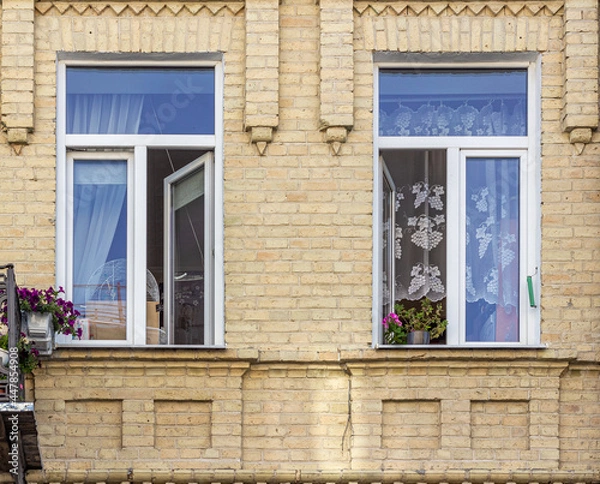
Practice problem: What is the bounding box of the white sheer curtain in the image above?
[73,162,127,308]
[67,94,144,134]
[70,92,144,308]
[465,157,520,342]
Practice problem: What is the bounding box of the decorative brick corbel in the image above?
[6,128,30,155]
[569,127,593,155]
[249,126,274,156]
[323,126,348,156]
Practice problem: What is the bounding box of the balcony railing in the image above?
[0,263,24,402]
[0,264,42,484]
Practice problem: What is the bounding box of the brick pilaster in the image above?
[1,0,36,153]
[244,0,279,155]
[319,0,354,154]
[561,0,599,148]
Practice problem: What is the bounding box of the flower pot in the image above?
[407,330,431,345]
[0,348,9,366]
[22,311,54,356]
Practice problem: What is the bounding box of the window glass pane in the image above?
[465,157,520,342]
[73,160,127,341]
[379,70,527,137]
[146,149,207,345]
[172,167,205,345]
[382,163,394,318]
[66,68,215,135]
[388,151,446,303]
[384,150,447,343]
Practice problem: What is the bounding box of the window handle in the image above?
[527,274,536,308]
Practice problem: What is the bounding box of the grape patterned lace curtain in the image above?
[380,69,527,341]
[380,99,526,137]
[389,153,520,342]
[465,157,520,342]
[389,151,447,303]
[379,69,528,137]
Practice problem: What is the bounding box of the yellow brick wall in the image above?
[348,361,564,470]
[242,365,350,468]
[559,367,600,469]
[29,355,600,477]
[34,356,249,472]
[0,0,598,481]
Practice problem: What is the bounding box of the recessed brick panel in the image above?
[382,400,441,453]
[154,400,212,454]
[471,400,530,451]
[65,400,122,454]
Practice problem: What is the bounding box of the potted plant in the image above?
[383,298,448,345]
[0,325,39,401]
[0,328,40,374]
[382,311,409,345]
[1,286,81,357]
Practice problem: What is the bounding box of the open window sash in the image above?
[381,156,396,320]
[164,152,214,345]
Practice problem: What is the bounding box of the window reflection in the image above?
[66,68,215,135]
[379,70,527,137]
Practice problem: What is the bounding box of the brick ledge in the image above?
[19,469,600,484]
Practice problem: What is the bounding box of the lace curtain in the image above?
[379,69,528,138]
[388,151,447,303]
[381,70,526,342]
[387,152,520,342]
[465,157,520,342]
[379,99,527,137]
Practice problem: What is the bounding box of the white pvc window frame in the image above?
[373,56,542,348]
[55,56,225,347]
[164,152,214,345]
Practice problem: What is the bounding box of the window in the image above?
[375,62,540,346]
[56,59,223,346]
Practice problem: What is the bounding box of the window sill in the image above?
[55,344,227,350]
[376,343,548,350]
[48,344,254,363]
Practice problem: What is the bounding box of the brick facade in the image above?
[0,0,599,481]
